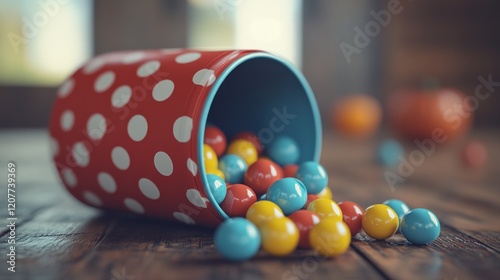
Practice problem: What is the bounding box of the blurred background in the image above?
[0,0,499,130]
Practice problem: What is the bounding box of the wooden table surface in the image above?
[1,129,499,280]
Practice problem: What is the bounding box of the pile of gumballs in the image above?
[202,125,441,261]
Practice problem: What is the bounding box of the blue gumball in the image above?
[214,218,261,261]
[206,174,227,204]
[266,178,307,215]
[378,139,404,167]
[219,154,247,184]
[295,161,328,194]
[383,199,410,230]
[401,208,440,245]
[266,136,300,166]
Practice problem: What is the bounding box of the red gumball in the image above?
[283,164,299,178]
[462,141,488,168]
[338,201,364,235]
[220,184,257,217]
[244,158,284,196]
[288,210,321,249]
[204,126,227,157]
[303,194,320,209]
[233,131,263,155]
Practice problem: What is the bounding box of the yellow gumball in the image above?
[260,217,299,256]
[203,144,218,170]
[307,198,342,220]
[227,139,258,166]
[362,204,398,240]
[318,186,333,199]
[206,168,225,181]
[309,217,351,257]
[246,201,284,228]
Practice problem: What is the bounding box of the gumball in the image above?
[378,139,404,167]
[462,141,488,168]
[203,144,218,170]
[289,210,321,249]
[246,200,284,227]
[266,136,300,166]
[204,126,227,156]
[306,198,342,221]
[295,161,328,194]
[362,204,398,240]
[309,217,351,257]
[303,194,320,209]
[214,218,261,261]
[400,208,440,245]
[206,174,227,204]
[283,164,298,178]
[206,168,225,181]
[383,199,410,229]
[266,178,307,215]
[338,201,364,235]
[219,154,247,184]
[331,94,382,138]
[317,186,332,200]
[233,131,263,155]
[220,184,257,217]
[260,217,299,256]
[227,139,258,166]
[244,158,284,196]
[259,194,267,200]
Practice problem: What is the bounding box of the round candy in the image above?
[338,201,364,235]
[400,208,440,245]
[204,126,227,157]
[244,158,284,196]
[203,144,218,170]
[306,198,342,221]
[331,94,382,138]
[214,218,261,261]
[219,154,247,184]
[462,141,488,168]
[362,204,399,240]
[309,217,351,257]
[295,161,328,194]
[289,210,321,249]
[283,164,298,178]
[206,174,227,204]
[206,168,225,181]
[220,184,257,217]
[378,139,404,167]
[266,136,300,166]
[266,178,307,215]
[317,186,332,200]
[227,139,258,166]
[233,131,263,155]
[303,194,320,209]
[260,217,299,256]
[246,200,284,228]
[383,199,410,229]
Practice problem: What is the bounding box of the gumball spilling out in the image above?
[378,139,404,167]
[295,161,328,194]
[309,217,351,257]
[331,94,382,138]
[246,200,284,228]
[266,178,307,215]
[204,126,227,157]
[227,139,258,166]
[203,144,218,170]
[233,131,263,155]
[283,164,299,178]
[317,186,332,200]
[244,158,284,196]
[289,210,321,249]
[206,174,227,204]
[307,198,342,221]
[383,199,410,229]
[400,208,440,245]
[304,194,320,209]
[260,217,299,256]
[219,154,247,184]
[462,141,488,168]
[214,218,261,261]
[266,136,300,166]
[338,201,364,236]
[362,204,399,240]
[220,184,257,217]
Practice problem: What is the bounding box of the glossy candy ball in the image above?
[260,217,299,256]
[203,144,218,170]
[246,200,284,228]
[233,131,263,155]
[295,161,328,194]
[220,184,257,217]
[362,204,399,240]
[204,126,227,157]
[378,139,404,167]
[206,168,225,181]
[266,136,300,166]
[304,194,320,209]
[309,217,351,257]
[306,198,343,221]
[214,218,261,261]
[400,208,440,245]
[244,158,284,196]
[289,210,321,249]
[219,154,247,184]
[317,186,332,200]
[206,174,227,204]
[227,139,258,166]
[283,164,298,178]
[266,178,307,215]
[383,199,410,229]
[338,201,364,235]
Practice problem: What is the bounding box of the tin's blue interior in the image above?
[198,52,322,220]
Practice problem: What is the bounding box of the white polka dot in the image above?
[173,212,196,225]
[152,80,174,102]
[83,191,102,206]
[137,60,160,77]
[154,151,173,176]
[111,85,132,108]
[127,115,148,142]
[175,52,201,64]
[187,158,197,176]
[111,146,130,170]
[58,78,74,98]
[94,71,115,93]
[124,198,144,214]
[60,110,74,131]
[83,58,105,74]
[138,178,160,200]
[87,113,107,140]
[72,142,90,167]
[122,52,145,64]
[173,116,193,143]
[97,172,116,193]
[50,137,59,157]
[61,168,77,187]
[192,69,216,86]
[186,189,209,208]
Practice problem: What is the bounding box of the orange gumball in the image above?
[331,94,382,138]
